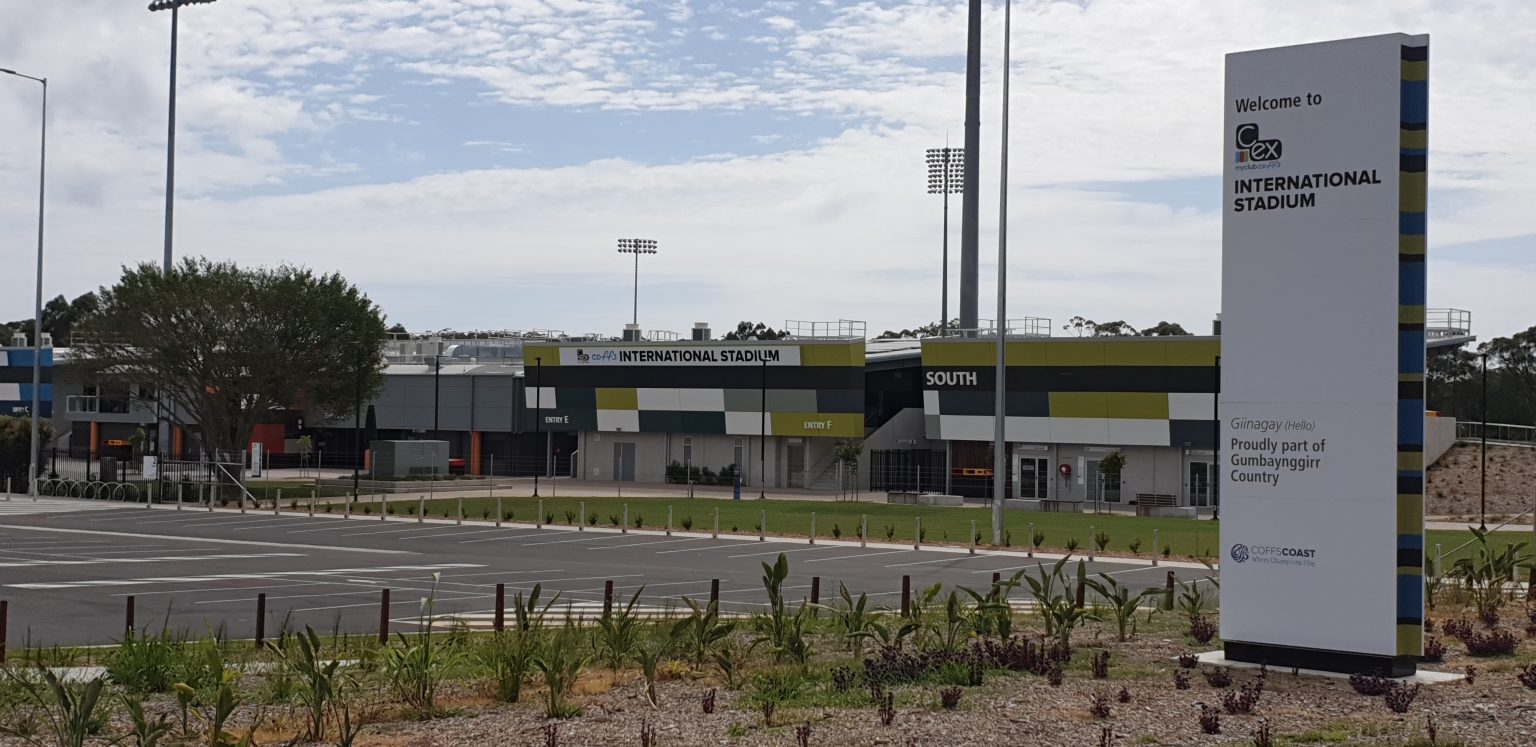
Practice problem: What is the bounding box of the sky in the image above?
[0,0,1532,342]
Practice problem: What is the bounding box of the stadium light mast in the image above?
[926,146,965,336]
[0,67,46,496]
[616,239,659,328]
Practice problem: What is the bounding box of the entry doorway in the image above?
[1086,459,1122,504]
[612,442,636,482]
[1188,461,1217,507]
[1018,457,1048,499]
[786,440,805,488]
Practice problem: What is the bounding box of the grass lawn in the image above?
[399,495,1524,564]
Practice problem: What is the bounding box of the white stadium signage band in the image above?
[1221,32,1427,676]
[560,346,802,366]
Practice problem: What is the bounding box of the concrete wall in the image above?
[1426,415,1457,465]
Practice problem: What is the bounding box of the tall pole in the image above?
[0,69,45,496]
[632,249,639,326]
[162,4,179,274]
[1214,355,1221,516]
[352,345,362,500]
[942,155,951,336]
[533,357,541,497]
[1480,352,1488,531]
[616,239,658,332]
[759,358,767,500]
[432,354,441,439]
[990,0,1012,545]
[958,0,983,331]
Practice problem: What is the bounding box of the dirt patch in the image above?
[1428,444,1536,519]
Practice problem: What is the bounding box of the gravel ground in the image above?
[1428,444,1536,520]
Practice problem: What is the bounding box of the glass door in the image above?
[1188,461,1214,507]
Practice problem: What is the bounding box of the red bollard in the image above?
[810,576,821,606]
[125,595,136,634]
[494,584,506,632]
[710,579,720,606]
[603,580,615,618]
[0,599,8,664]
[901,575,911,618]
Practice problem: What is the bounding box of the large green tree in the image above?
[3,291,100,346]
[0,415,52,487]
[75,259,388,455]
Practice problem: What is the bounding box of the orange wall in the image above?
[250,423,286,455]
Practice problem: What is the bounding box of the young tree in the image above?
[0,415,53,487]
[75,259,388,456]
[1138,321,1191,336]
[721,321,786,340]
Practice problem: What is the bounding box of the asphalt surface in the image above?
[0,498,1217,647]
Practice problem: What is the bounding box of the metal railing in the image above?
[1458,420,1536,445]
[783,319,867,339]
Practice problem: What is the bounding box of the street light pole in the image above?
[1479,351,1488,532]
[759,358,768,500]
[533,357,542,498]
[990,0,1013,546]
[148,0,218,274]
[353,345,363,501]
[1,68,46,496]
[432,353,442,439]
[616,239,659,328]
[927,146,964,336]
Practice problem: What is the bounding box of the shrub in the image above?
[564,510,576,525]
[795,723,812,747]
[1423,636,1447,663]
[1199,703,1221,734]
[832,523,841,539]
[1090,650,1110,679]
[940,686,963,710]
[1128,537,1142,555]
[1161,545,1171,558]
[1066,537,1080,552]
[633,514,644,528]
[1187,615,1218,644]
[1088,691,1111,719]
[1384,682,1421,714]
[702,687,717,714]
[1463,629,1518,656]
[884,524,896,541]
[680,515,693,531]
[1093,530,1110,552]
[1178,653,1198,669]
[1517,663,1536,690]
[1222,677,1264,714]
[1442,618,1474,640]
[877,690,895,726]
[1349,673,1393,696]
[1116,686,1131,703]
[609,514,621,527]
[1032,528,1045,549]
[1253,718,1274,747]
[1202,667,1232,688]
[1174,670,1191,690]
[503,510,514,522]
[587,512,597,526]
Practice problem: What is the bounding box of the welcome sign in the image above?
[558,346,802,366]
[1220,33,1427,675]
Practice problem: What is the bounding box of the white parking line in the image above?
[230,519,325,531]
[0,552,304,569]
[655,542,757,554]
[0,523,413,554]
[587,537,708,550]
[883,555,994,569]
[460,531,582,545]
[399,528,512,540]
[282,521,374,535]
[726,546,839,559]
[8,563,484,590]
[339,525,457,537]
[803,549,914,564]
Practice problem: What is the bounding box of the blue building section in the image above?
[0,347,53,418]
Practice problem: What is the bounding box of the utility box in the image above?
[370,440,448,477]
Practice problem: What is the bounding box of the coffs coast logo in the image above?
[574,349,618,364]
[1234,123,1282,164]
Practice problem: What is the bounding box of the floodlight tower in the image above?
[0,67,46,495]
[926,147,965,336]
[148,0,218,274]
[616,239,659,327]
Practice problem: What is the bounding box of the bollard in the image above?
[240,493,246,514]
[0,599,8,664]
[759,509,766,542]
[1089,525,1095,561]
[380,495,387,522]
[900,576,911,618]
[1164,571,1176,611]
[177,483,183,511]
[713,508,719,539]
[457,496,463,525]
[861,514,868,548]
[418,495,424,523]
[379,589,390,645]
[275,489,282,515]
[538,499,544,529]
[1027,522,1035,558]
[579,501,586,532]
[255,594,267,649]
[1434,544,1442,584]
[970,519,977,555]
[1152,529,1160,566]
[2,477,7,501]
[308,493,314,517]
[914,517,921,550]
[810,512,816,545]
[710,578,720,605]
[494,584,506,632]
[992,571,1001,587]
[811,576,820,606]
[497,497,503,527]
[623,504,629,534]
[667,505,673,536]
[603,580,615,618]
[125,595,136,634]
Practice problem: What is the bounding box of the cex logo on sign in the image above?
[1234,123,1283,163]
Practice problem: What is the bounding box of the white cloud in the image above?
[0,0,1532,344]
